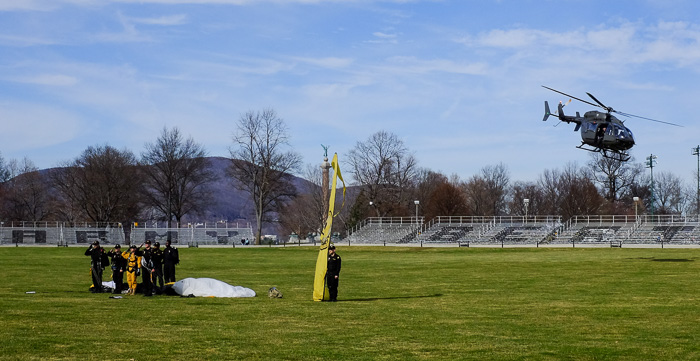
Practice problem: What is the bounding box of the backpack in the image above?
[268,287,283,298]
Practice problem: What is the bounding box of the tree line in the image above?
[1,109,699,243]
[0,127,215,228]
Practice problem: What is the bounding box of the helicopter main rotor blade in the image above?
[542,86,600,108]
[543,85,683,127]
[586,92,613,112]
[616,111,684,127]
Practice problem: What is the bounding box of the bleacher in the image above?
[551,216,635,245]
[472,220,560,245]
[131,222,255,246]
[667,225,700,244]
[549,215,700,246]
[624,215,700,244]
[416,216,497,244]
[3,215,700,247]
[0,221,254,246]
[418,224,475,243]
[349,216,562,245]
[490,225,557,244]
[0,222,125,246]
[345,217,420,244]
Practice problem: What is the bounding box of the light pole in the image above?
[693,146,700,220]
[369,201,380,218]
[523,198,530,224]
[646,154,657,220]
[414,200,420,226]
[633,196,639,219]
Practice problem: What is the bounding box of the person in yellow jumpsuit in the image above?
[122,245,141,295]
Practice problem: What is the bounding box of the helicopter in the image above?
[542,85,681,162]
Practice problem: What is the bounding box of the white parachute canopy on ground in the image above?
[171,278,256,298]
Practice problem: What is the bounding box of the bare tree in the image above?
[426,178,468,219]
[141,127,215,227]
[343,188,371,231]
[413,170,467,220]
[463,163,510,216]
[278,164,324,239]
[0,152,10,212]
[587,153,644,207]
[0,152,10,183]
[229,109,302,244]
[52,145,142,223]
[0,157,53,221]
[508,181,543,216]
[413,169,446,208]
[653,171,684,214]
[537,163,604,219]
[346,130,419,217]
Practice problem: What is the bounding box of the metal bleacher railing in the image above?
[130,222,255,246]
[347,216,562,245]
[550,215,700,246]
[0,221,254,247]
[4,215,700,247]
[0,221,125,246]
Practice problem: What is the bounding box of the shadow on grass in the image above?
[337,293,443,302]
[652,258,694,262]
[629,257,695,262]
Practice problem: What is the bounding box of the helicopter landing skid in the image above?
[576,143,631,162]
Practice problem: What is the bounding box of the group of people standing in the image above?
[84,239,180,296]
[86,239,344,300]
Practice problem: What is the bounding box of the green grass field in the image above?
[1,246,700,360]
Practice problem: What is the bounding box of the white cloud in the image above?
[0,34,59,47]
[291,56,354,69]
[477,28,540,48]
[11,74,78,86]
[0,0,101,11]
[382,56,488,75]
[373,31,397,39]
[126,14,188,26]
[0,0,59,11]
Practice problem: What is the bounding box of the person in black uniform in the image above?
[163,240,179,283]
[108,244,127,294]
[326,245,342,302]
[84,241,109,293]
[139,240,155,297]
[151,242,164,294]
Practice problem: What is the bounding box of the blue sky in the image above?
[1,0,700,184]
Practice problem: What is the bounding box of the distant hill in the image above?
[198,156,317,226]
[31,156,317,231]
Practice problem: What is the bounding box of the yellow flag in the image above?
[313,153,345,301]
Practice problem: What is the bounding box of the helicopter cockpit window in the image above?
[606,125,614,135]
[611,124,627,138]
[586,122,597,133]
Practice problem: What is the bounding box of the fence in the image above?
[0,221,254,246]
[4,215,700,247]
[0,222,125,246]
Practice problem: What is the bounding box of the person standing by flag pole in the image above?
[313,153,345,302]
[326,245,341,302]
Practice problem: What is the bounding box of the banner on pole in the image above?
[312,153,345,301]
